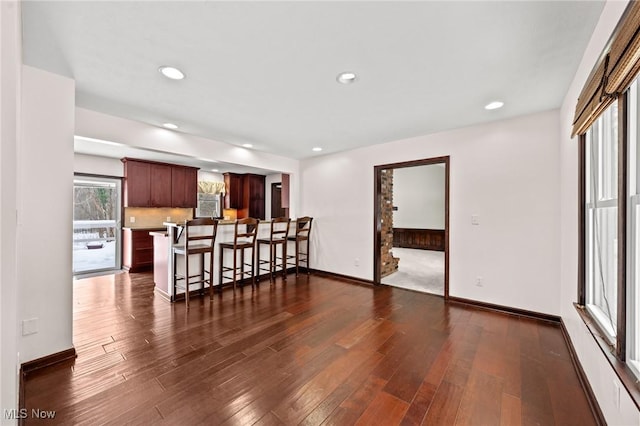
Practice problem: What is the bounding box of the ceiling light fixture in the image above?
[485,101,504,110]
[211,169,219,172]
[337,71,357,84]
[158,66,185,80]
[312,147,323,152]
[162,123,179,130]
[242,143,253,148]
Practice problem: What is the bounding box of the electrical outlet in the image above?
[22,318,38,336]
[475,276,484,287]
[471,214,480,225]
[354,258,360,267]
[130,216,136,223]
[166,216,171,222]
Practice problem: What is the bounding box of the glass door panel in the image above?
[73,175,122,274]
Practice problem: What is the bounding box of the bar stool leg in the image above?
[256,242,261,282]
[219,248,224,294]
[270,243,275,281]
[233,249,238,289]
[185,253,190,309]
[282,242,287,280]
[295,239,300,276]
[306,238,311,275]
[251,247,256,286]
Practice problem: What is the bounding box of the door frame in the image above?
[73,173,123,275]
[373,156,450,298]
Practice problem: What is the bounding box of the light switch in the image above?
[130,217,136,223]
[22,318,38,336]
[471,214,480,225]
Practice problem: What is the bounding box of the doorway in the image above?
[73,174,122,275]
[271,182,286,218]
[373,157,449,297]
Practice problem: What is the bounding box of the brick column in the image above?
[380,169,399,277]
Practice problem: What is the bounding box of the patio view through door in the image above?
[73,174,122,275]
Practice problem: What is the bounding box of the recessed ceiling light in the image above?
[242,143,253,148]
[485,101,504,110]
[162,123,178,130]
[312,147,323,152]
[211,169,219,172]
[158,66,185,80]
[337,71,357,84]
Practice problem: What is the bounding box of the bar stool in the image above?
[172,218,218,308]
[256,217,291,282]
[286,216,313,276]
[219,218,260,289]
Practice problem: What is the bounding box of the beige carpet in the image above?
[381,247,444,295]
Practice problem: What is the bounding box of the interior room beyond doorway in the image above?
[375,158,449,297]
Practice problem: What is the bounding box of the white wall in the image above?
[74,153,123,177]
[301,109,561,315]
[18,66,75,363]
[393,164,445,229]
[1,1,21,422]
[559,0,640,424]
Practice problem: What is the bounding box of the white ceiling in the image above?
[22,1,604,160]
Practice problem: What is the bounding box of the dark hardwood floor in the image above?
[23,272,597,425]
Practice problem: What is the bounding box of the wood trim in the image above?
[121,157,199,170]
[578,134,586,306]
[20,348,76,376]
[373,156,450,301]
[373,166,382,285]
[74,172,124,181]
[616,93,628,360]
[444,157,450,300]
[559,318,607,426]
[447,296,561,324]
[575,303,640,410]
[309,269,374,287]
[375,156,451,171]
[393,228,445,251]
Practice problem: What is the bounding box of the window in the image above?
[582,81,640,388]
[575,0,640,403]
[585,103,619,342]
[628,78,640,378]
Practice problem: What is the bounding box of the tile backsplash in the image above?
[124,207,193,228]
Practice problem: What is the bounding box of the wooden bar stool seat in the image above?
[256,217,291,282]
[172,218,218,308]
[219,218,259,289]
[286,216,313,276]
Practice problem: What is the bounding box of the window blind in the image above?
[572,0,640,137]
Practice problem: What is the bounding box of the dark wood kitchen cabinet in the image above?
[223,172,244,209]
[150,163,172,207]
[171,166,198,208]
[122,228,164,272]
[123,159,151,207]
[223,172,265,219]
[122,158,198,208]
[243,174,266,219]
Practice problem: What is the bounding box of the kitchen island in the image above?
[153,220,295,301]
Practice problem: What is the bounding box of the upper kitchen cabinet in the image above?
[223,172,265,219]
[223,172,244,209]
[150,163,172,207]
[171,166,198,208]
[122,158,198,208]
[123,158,151,207]
[243,174,266,219]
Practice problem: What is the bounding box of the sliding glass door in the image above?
[73,175,122,274]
